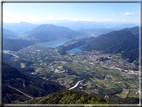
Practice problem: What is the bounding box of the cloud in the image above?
[3,10,139,24]
[48,15,56,20]
[121,12,134,15]
[69,19,92,21]
[122,19,127,22]
[121,12,139,17]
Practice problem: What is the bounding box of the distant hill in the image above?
[81,27,139,62]
[52,20,106,30]
[12,90,112,104]
[78,28,115,37]
[2,62,65,104]
[3,38,35,51]
[42,20,138,31]
[3,21,38,34]
[21,24,82,42]
[3,28,19,39]
[2,27,36,51]
[110,24,138,30]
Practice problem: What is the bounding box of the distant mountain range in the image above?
[3,21,138,33]
[51,20,106,30]
[110,23,139,30]
[3,28,19,39]
[34,20,138,30]
[81,27,139,62]
[78,28,116,37]
[3,21,39,34]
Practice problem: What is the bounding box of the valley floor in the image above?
[3,44,141,104]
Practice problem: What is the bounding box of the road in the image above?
[3,50,19,58]
[6,85,33,99]
[55,48,60,55]
[69,80,84,90]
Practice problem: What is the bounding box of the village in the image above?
[3,45,140,101]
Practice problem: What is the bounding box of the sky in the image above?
[3,2,140,24]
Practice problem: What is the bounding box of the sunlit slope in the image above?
[12,90,112,104]
[81,27,139,62]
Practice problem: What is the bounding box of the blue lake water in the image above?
[67,47,83,53]
[39,39,71,48]
[39,39,83,53]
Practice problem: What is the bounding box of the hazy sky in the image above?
[3,2,140,24]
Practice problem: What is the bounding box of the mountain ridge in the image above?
[3,21,39,34]
[12,90,112,104]
[81,27,139,62]
[21,24,82,42]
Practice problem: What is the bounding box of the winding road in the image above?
[3,50,19,58]
[6,85,33,99]
[69,80,84,90]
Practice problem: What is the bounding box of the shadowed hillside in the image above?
[2,62,65,104]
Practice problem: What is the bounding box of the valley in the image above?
[3,41,140,104]
[2,22,140,104]
[2,2,140,105]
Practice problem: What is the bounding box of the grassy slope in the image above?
[12,90,112,104]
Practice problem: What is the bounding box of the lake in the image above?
[67,47,83,53]
[39,39,71,48]
[39,39,83,53]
